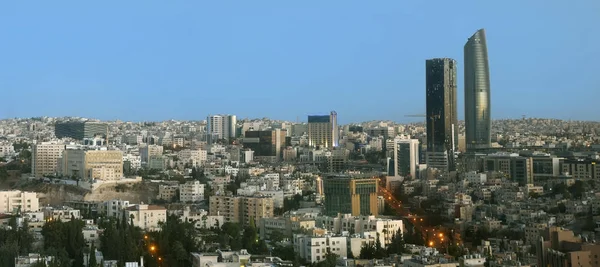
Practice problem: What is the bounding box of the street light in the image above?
[150,245,156,252]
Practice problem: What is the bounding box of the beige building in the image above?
[139,144,163,163]
[158,184,178,201]
[59,149,123,180]
[0,190,39,213]
[209,195,274,226]
[32,142,65,178]
[125,204,167,231]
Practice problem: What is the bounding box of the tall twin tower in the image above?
[425,29,491,172]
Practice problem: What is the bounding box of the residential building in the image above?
[537,226,600,267]
[209,195,274,226]
[322,175,379,216]
[125,204,167,231]
[207,115,237,142]
[42,206,81,221]
[391,136,420,178]
[315,214,403,246]
[32,141,65,178]
[0,190,39,213]
[102,199,132,218]
[308,111,338,148]
[158,184,178,201]
[139,144,163,163]
[179,181,205,202]
[191,250,251,267]
[426,58,458,172]
[464,29,492,151]
[294,234,347,263]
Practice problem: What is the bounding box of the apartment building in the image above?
[42,206,81,222]
[0,144,15,157]
[294,234,347,263]
[139,144,163,163]
[179,181,205,202]
[315,214,403,246]
[101,199,132,218]
[158,184,178,201]
[209,195,274,226]
[32,142,65,178]
[0,190,39,213]
[125,204,167,231]
[177,149,207,167]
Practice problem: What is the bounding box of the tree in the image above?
[269,230,286,243]
[315,251,338,267]
[89,243,98,267]
[387,231,406,255]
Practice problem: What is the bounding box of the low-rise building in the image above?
[125,204,167,231]
[294,234,347,263]
[179,181,205,203]
[0,190,39,213]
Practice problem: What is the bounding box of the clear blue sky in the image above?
[1,1,598,124]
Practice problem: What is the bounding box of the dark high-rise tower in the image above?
[426,58,458,172]
[464,29,492,151]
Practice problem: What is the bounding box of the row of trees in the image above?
[40,217,87,267]
[0,218,34,267]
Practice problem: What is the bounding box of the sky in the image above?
[0,1,599,124]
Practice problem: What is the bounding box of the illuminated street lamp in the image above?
[150,245,156,252]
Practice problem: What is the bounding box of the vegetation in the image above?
[0,217,35,267]
[40,217,86,267]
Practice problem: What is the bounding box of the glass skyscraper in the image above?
[425,58,458,172]
[464,29,492,151]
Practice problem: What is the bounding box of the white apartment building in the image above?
[42,206,81,222]
[236,189,284,209]
[123,154,142,170]
[0,190,39,213]
[177,149,207,167]
[32,141,65,178]
[207,115,237,141]
[179,181,205,202]
[463,171,487,184]
[316,214,404,246]
[102,199,132,218]
[180,206,224,229]
[125,204,167,231]
[391,136,420,178]
[294,234,347,263]
[0,144,15,157]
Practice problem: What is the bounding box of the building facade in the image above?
[125,204,167,231]
[243,129,287,162]
[0,190,39,213]
[207,115,237,142]
[209,195,274,226]
[425,58,458,172]
[32,142,65,178]
[54,121,109,141]
[323,175,379,216]
[392,137,420,178]
[464,29,492,151]
[308,111,338,148]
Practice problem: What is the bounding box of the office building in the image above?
[308,111,338,148]
[0,190,39,213]
[54,121,109,141]
[484,153,533,185]
[207,114,237,142]
[243,129,287,162]
[323,175,379,216]
[32,142,65,178]
[464,29,492,151]
[561,159,600,180]
[425,58,458,172]
[209,195,274,226]
[58,148,123,181]
[391,136,420,178]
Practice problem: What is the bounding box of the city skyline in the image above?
[1,1,599,123]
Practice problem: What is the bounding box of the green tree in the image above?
[314,251,338,267]
[89,243,98,267]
